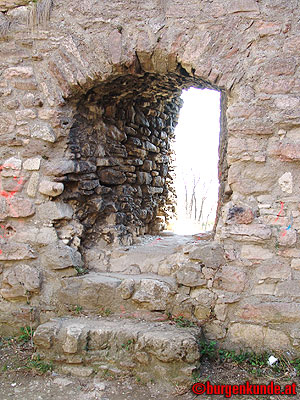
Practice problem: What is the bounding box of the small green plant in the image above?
[173,316,196,328]
[26,354,52,374]
[291,358,300,376]
[121,339,133,351]
[17,326,34,344]
[75,266,88,276]
[99,307,112,317]
[219,349,250,364]
[74,305,83,314]
[198,340,217,360]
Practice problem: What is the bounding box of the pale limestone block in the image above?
[37,201,73,221]
[278,172,293,193]
[3,65,33,79]
[0,264,41,299]
[63,325,83,354]
[132,279,173,310]
[252,283,276,295]
[31,124,56,143]
[23,158,41,171]
[214,304,227,321]
[228,323,264,350]
[264,328,290,350]
[194,305,210,320]
[39,180,64,197]
[291,259,300,270]
[27,172,39,197]
[241,245,273,260]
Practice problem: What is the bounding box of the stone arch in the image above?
[52,57,228,269]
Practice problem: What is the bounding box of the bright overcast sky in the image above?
[173,87,221,232]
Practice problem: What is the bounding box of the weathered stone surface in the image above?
[0,243,36,261]
[28,125,56,143]
[34,317,201,383]
[44,160,75,176]
[221,224,272,242]
[255,260,291,281]
[132,279,174,311]
[98,168,126,185]
[278,172,293,193]
[41,242,83,270]
[0,264,41,300]
[240,245,273,260]
[176,263,206,287]
[188,242,225,269]
[27,172,39,198]
[6,198,35,218]
[214,265,246,293]
[228,323,264,350]
[291,259,300,270]
[39,181,64,197]
[23,158,41,171]
[226,206,254,224]
[237,303,300,323]
[37,202,73,221]
[278,229,297,247]
[117,278,135,300]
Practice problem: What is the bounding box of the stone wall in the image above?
[0,0,300,354]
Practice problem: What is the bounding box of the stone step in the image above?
[33,316,202,385]
[56,272,179,316]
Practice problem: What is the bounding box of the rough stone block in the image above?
[241,245,273,260]
[6,198,35,217]
[237,303,300,323]
[275,281,300,299]
[132,279,174,311]
[194,305,210,320]
[0,264,41,300]
[291,259,300,270]
[255,260,291,281]
[264,328,290,350]
[3,66,33,79]
[23,158,41,171]
[176,263,206,287]
[98,168,126,185]
[221,224,271,242]
[44,160,75,176]
[63,325,84,354]
[0,242,36,260]
[27,172,39,197]
[41,242,83,270]
[190,288,216,307]
[39,181,64,197]
[37,201,73,221]
[227,206,254,224]
[188,241,225,269]
[228,323,264,350]
[278,229,297,247]
[214,265,246,293]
